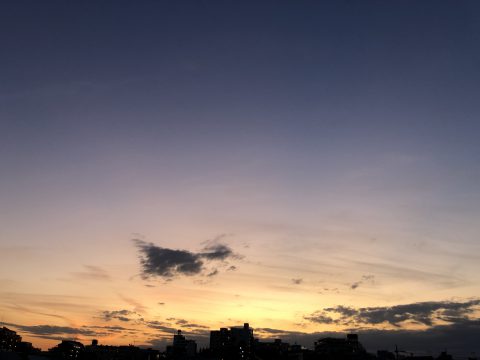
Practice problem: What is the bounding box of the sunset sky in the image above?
[1,0,480,355]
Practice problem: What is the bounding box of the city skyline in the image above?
[1,0,480,356]
[1,321,477,358]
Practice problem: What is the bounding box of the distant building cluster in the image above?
[0,325,476,360]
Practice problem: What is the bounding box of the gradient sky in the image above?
[1,0,480,355]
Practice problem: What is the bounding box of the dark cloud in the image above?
[133,239,240,279]
[173,319,209,329]
[305,299,480,327]
[134,240,202,277]
[146,320,209,336]
[303,314,335,324]
[5,323,99,336]
[2,322,129,340]
[145,320,179,334]
[200,243,234,260]
[101,309,138,322]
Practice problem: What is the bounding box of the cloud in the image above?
[145,320,179,333]
[101,309,138,322]
[206,269,218,277]
[172,319,209,329]
[350,275,375,290]
[134,240,202,277]
[5,323,99,336]
[145,319,209,336]
[200,243,234,260]
[1,322,135,340]
[305,299,480,328]
[133,239,240,279]
[318,287,339,294]
[292,278,303,285]
[86,325,135,333]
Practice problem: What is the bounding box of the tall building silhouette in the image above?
[210,323,254,360]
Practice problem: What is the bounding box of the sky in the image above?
[1,0,480,355]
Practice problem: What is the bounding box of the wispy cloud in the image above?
[350,275,375,290]
[70,265,111,281]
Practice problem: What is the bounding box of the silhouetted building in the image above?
[314,334,367,360]
[0,327,21,351]
[210,328,230,354]
[49,341,85,360]
[166,330,197,359]
[210,323,254,360]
